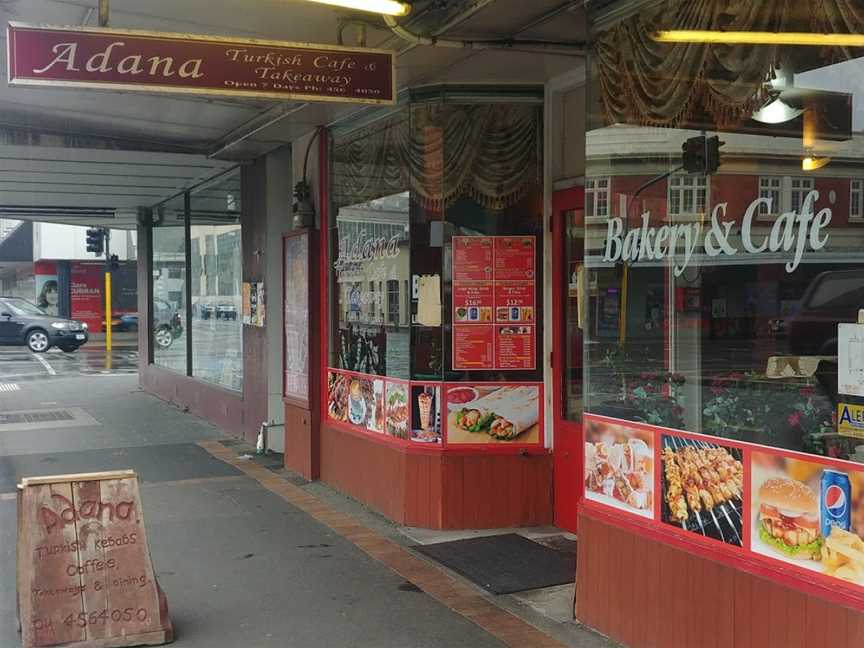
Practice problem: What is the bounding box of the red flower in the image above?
[711,386,726,396]
[828,446,841,459]
[672,405,684,417]
[644,384,655,393]
[799,386,815,398]
[787,411,802,427]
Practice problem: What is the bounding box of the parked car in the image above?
[787,270,864,355]
[216,303,238,320]
[0,296,89,352]
[153,301,183,349]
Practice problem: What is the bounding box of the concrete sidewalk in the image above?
[0,375,612,648]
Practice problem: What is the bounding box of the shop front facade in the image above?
[574,1,864,645]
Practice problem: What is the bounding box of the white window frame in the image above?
[757,176,817,221]
[667,174,708,221]
[790,177,815,214]
[851,180,863,222]
[585,177,610,220]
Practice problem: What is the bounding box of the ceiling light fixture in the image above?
[300,0,411,17]
[653,30,864,47]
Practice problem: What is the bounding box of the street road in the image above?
[0,345,137,386]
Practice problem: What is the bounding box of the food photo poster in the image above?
[660,435,744,547]
[751,451,864,589]
[445,384,541,445]
[584,417,654,519]
[410,385,441,443]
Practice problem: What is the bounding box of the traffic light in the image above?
[108,254,119,271]
[86,227,104,255]
[682,135,724,174]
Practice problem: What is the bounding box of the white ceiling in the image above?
[0,0,585,226]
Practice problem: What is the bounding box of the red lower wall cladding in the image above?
[317,422,553,530]
[576,511,864,648]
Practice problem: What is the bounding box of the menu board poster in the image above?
[494,236,536,281]
[325,370,409,445]
[452,237,494,282]
[284,233,309,403]
[451,235,537,372]
[444,383,543,447]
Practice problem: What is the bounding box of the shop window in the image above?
[851,180,863,221]
[189,169,243,392]
[329,99,544,447]
[151,195,187,375]
[667,175,707,217]
[585,177,610,218]
[150,167,243,390]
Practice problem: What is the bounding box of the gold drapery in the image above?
[596,0,864,128]
[332,104,541,211]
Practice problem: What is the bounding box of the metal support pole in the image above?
[98,0,109,27]
[104,229,112,354]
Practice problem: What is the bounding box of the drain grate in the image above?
[0,409,74,425]
[0,407,98,432]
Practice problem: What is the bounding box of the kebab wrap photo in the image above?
[452,386,540,442]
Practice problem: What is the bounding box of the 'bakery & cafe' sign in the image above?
[7,23,396,105]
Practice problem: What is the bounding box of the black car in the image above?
[0,296,89,352]
[113,301,184,349]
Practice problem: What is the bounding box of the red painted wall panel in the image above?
[576,511,864,648]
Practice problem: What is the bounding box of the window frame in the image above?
[667,174,708,220]
[851,179,863,222]
[585,176,611,220]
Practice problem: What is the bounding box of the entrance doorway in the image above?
[552,187,584,533]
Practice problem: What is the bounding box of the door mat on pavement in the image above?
[414,533,576,595]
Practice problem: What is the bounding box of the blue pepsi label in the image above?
[821,471,852,537]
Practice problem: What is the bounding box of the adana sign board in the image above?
[7,23,396,105]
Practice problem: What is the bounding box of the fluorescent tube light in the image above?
[653,30,864,47]
[300,0,411,16]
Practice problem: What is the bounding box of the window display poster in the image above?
[70,262,104,331]
[411,385,441,443]
[445,383,541,445]
[284,233,309,402]
[838,403,864,440]
[584,416,654,519]
[659,433,744,547]
[751,450,864,590]
[34,260,59,317]
[242,282,252,325]
[839,323,864,397]
[451,235,536,371]
[452,237,493,282]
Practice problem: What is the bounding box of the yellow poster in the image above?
[838,403,864,439]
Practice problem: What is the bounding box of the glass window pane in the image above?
[151,196,186,374]
[189,169,243,391]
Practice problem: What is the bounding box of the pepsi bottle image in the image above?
[820,469,852,538]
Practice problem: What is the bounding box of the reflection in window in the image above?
[151,199,186,374]
[190,170,243,392]
[332,191,410,379]
[759,177,782,216]
[790,177,815,213]
[852,180,863,220]
[586,177,610,217]
[668,175,707,217]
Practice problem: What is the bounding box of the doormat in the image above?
[414,533,575,595]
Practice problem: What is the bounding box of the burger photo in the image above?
[757,477,822,560]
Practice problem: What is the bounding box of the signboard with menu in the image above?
[451,236,536,371]
[284,233,311,405]
[7,23,396,105]
[17,470,172,648]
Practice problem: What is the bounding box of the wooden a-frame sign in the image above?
[17,470,172,648]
